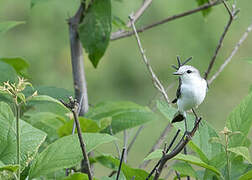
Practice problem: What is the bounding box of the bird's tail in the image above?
[171,111,185,123]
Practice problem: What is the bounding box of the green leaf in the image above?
[27,95,70,116]
[195,0,211,17]
[0,21,25,36]
[172,162,198,178]
[157,100,223,160]
[143,149,162,161]
[57,117,112,137]
[86,101,156,134]
[29,133,117,178]
[78,0,112,68]
[95,155,153,180]
[26,112,66,141]
[63,172,97,180]
[0,102,47,171]
[228,146,252,163]
[238,169,252,180]
[0,61,17,83]
[0,57,29,77]
[226,92,252,147]
[112,16,127,31]
[175,154,222,177]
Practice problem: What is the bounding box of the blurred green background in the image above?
[0,0,252,178]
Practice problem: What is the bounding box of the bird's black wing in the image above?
[172,77,181,104]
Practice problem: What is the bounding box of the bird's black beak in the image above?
[173,72,182,75]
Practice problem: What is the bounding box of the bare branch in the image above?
[126,0,153,27]
[123,130,129,163]
[116,148,126,180]
[111,0,221,41]
[127,126,144,154]
[129,15,170,103]
[208,22,252,84]
[204,0,240,80]
[60,97,92,180]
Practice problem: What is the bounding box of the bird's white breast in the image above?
[177,77,207,112]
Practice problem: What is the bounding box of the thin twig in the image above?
[60,97,92,180]
[204,0,240,80]
[175,171,181,180]
[184,147,190,180]
[111,0,222,41]
[127,126,144,153]
[126,0,153,27]
[116,148,126,180]
[129,15,170,103]
[208,22,252,84]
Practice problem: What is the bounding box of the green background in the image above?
[0,0,252,178]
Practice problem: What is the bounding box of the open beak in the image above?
[173,72,182,75]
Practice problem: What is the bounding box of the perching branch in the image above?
[208,22,252,84]
[204,0,240,80]
[153,118,202,180]
[129,15,170,103]
[111,0,222,41]
[60,97,92,180]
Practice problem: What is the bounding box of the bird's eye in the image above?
[187,70,192,74]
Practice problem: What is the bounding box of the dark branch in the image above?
[111,0,222,41]
[116,148,126,180]
[153,118,202,180]
[60,97,92,180]
[204,0,240,80]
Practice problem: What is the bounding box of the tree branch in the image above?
[125,0,153,27]
[116,148,126,180]
[129,15,170,103]
[111,0,222,41]
[204,0,240,80]
[208,22,252,84]
[68,2,89,116]
[60,97,92,180]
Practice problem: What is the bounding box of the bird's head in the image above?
[173,65,201,81]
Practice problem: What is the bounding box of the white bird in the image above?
[172,65,207,131]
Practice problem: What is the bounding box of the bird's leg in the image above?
[184,118,188,133]
[192,108,202,127]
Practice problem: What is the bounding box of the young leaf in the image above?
[0,57,29,77]
[0,102,47,171]
[0,21,25,36]
[0,164,19,173]
[195,0,212,17]
[85,101,156,134]
[172,162,198,178]
[228,146,252,164]
[78,0,112,68]
[29,133,117,178]
[143,149,162,161]
[57,117,112,137]
[226,92,252,147]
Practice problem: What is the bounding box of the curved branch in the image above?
[111,0,221,41]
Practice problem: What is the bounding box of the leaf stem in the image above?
[15,103,20,180]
